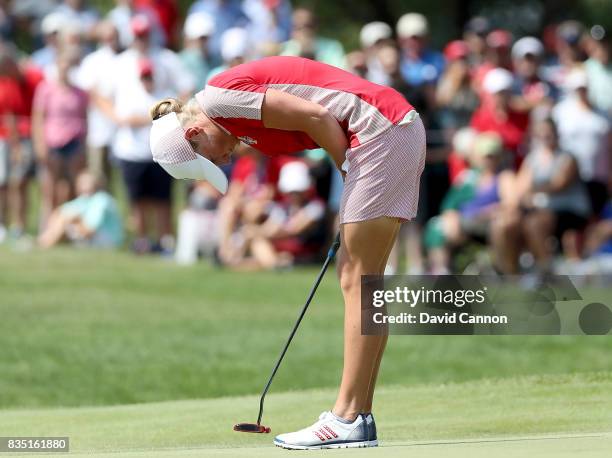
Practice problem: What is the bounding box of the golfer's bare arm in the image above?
[261,89,348,170]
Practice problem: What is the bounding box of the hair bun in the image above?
[150,98,183,121]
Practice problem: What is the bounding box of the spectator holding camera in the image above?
[436,40,480,136]
[510,36,557,115]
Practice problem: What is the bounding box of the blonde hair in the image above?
[149,97,201,126]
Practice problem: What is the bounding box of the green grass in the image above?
[1,248,612,409]
[0,373,610,456]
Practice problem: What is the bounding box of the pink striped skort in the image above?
[339,111,426,224]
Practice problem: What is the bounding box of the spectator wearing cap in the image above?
[552,69,610,215]
[53,0,99,42]
[36,17,85,80]
[436,40,479,135]
[180,12,215,90]
[281,7,346,68]
[112,58,174,254]
[556,20,587,66]
[107,0,166,49]
[216,149,283,266]
[396,13,445,88]
[359,21,393,85]
[32,46,89,225]
[542,20,587,92]
[230,161,327,270]
[243,0,292,56]
[206,27,251,82]
[75,21,121,182]
[188,0,249,63]
[391,14,447,276]
[470,67,529,162]
[447,127,477,184]
[510,36,558,114]
[472,29,513,95]
[584,29,611,115]
[31,12,65,70]
[463,16,492,68]
[425,132,515,274]
[108,14,193,108]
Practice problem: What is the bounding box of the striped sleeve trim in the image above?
[197,85,265,120]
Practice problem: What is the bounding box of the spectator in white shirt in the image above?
[112,58,174,254]
[75,21,121,182]
[180,12,216,91]
[552,69,611,215]
[111,14,194,101]
[359,21,393,85]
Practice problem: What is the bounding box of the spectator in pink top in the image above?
[32,47,88,225]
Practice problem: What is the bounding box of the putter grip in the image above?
[328,232,341,258]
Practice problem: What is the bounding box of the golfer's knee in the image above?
[339,261,366,293]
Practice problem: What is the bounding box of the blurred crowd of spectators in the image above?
[0,0,610,276]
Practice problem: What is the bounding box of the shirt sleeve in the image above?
[82,193,111,231]
[198,72,267,120]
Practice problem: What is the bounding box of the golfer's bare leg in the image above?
[333,216,400,420]
[363,222,400,412]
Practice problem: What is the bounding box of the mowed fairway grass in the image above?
[1,247,611,456]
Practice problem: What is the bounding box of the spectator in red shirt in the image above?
[230,160,327,270]
[470,67,529,164]
[0,50,43,239]
[473,29,513,96]
[134,0,178,48]
[216,149,291,265]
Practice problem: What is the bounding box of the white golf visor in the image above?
[150,112,228,194]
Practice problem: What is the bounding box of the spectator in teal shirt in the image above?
[180,12,217,91]
[38,171,123,249]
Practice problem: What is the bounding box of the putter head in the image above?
[233,423,271,433]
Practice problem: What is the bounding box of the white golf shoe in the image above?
[273,411,378,450]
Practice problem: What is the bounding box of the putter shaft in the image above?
[256,233,341,425]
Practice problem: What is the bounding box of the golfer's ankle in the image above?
[331,407,360,422]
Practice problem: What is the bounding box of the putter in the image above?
[234,232,341,434]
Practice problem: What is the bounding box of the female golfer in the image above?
[149,55,425,449]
